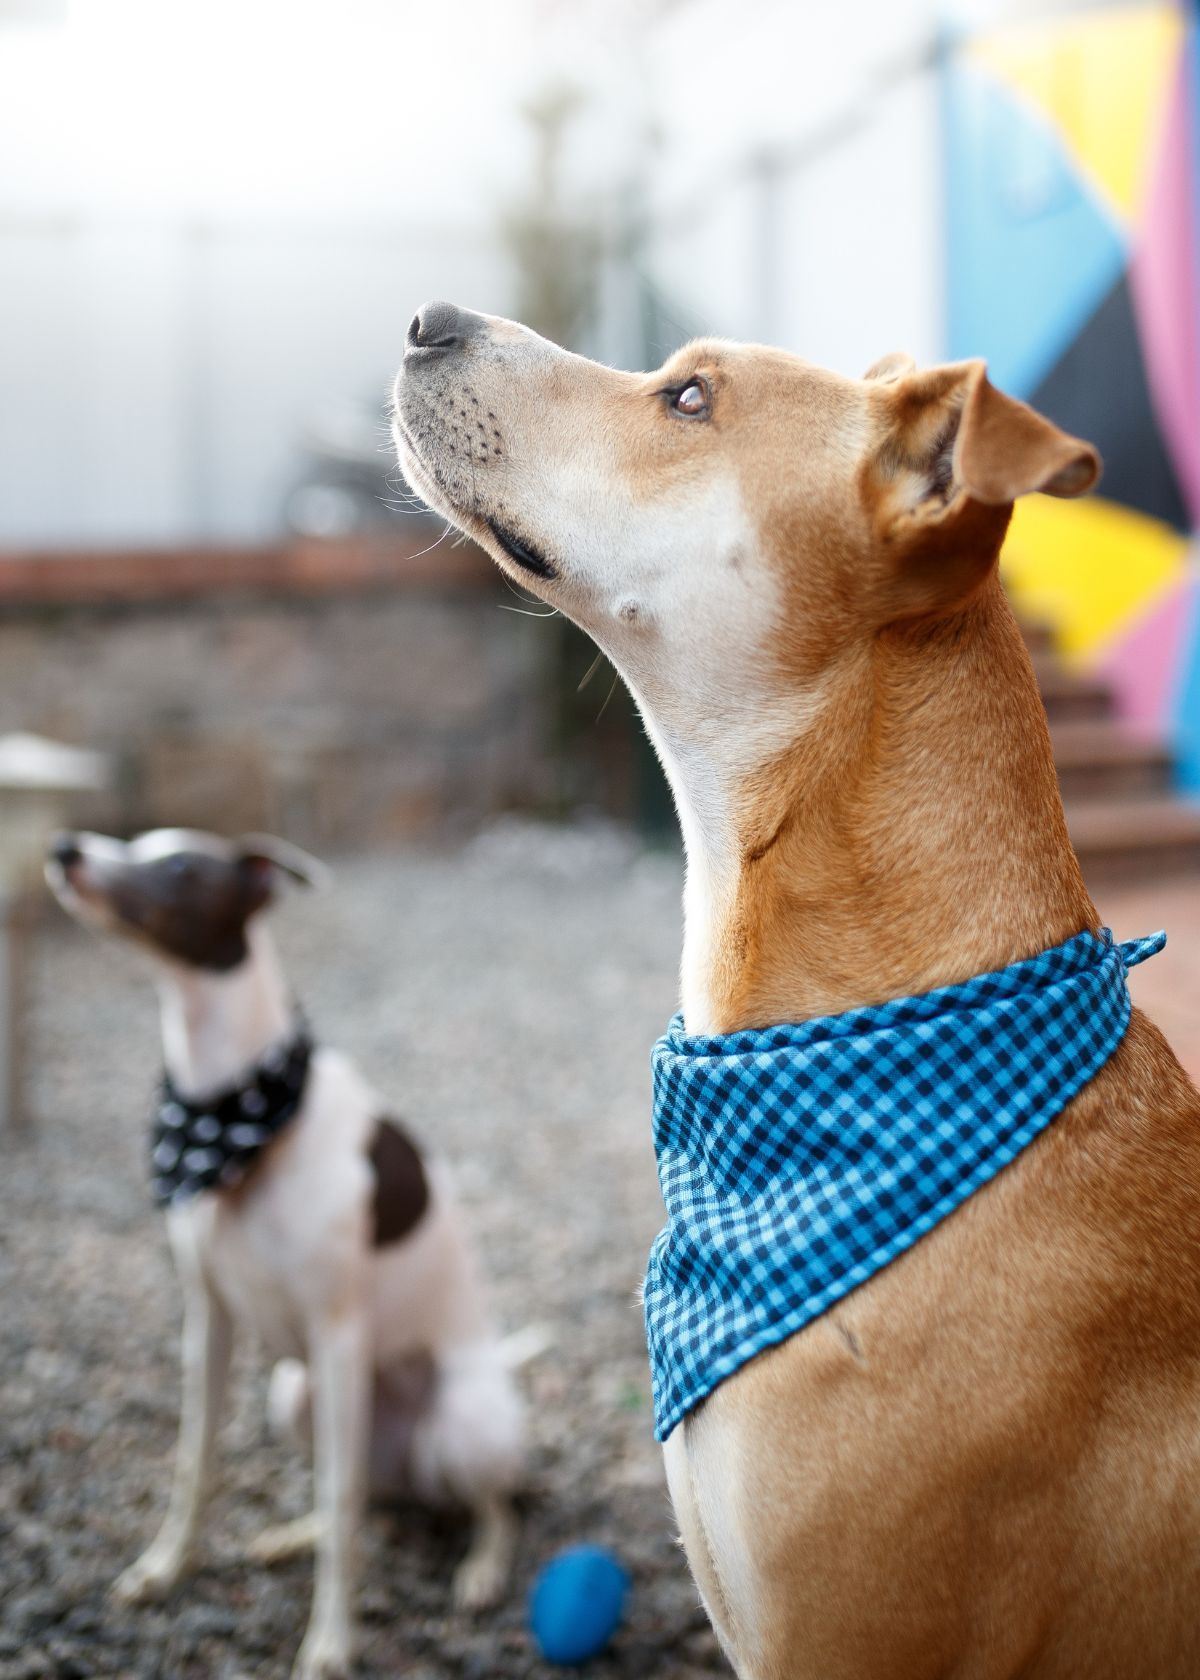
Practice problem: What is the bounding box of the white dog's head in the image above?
[46,829,326,972]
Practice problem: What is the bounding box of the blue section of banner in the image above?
[1171,575,1200,792]
[944,58,1127,396]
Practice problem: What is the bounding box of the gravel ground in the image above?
[0,821,730,1680]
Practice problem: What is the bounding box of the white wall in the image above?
[0,0,537,546]
[0,0,947,547]
[0,217,513,543]
[640,0,944,374]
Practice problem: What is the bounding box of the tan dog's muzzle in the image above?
[393,301,563,581]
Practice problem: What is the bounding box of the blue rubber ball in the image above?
[529,1544,629,1665]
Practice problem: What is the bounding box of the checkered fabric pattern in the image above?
[644,927,1165,1442]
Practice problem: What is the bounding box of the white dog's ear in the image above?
[236,834,332,892]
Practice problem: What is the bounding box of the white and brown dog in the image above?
[394,305,1200,1679]
[46,827,523,1680]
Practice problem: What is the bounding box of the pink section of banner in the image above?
[1096,574,1197,729]
[1130,47,1200,524]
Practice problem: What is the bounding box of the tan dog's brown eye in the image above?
[670,379,710,419]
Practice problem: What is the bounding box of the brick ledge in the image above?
[0,533,495,606]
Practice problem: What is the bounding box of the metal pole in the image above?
[0,890,33,1137]
[749,149,784,345]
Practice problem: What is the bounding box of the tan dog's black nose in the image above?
[405,300,482,359]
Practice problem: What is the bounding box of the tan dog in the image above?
[393,304,1200,1679]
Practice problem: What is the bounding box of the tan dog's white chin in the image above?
[390,420,454,530]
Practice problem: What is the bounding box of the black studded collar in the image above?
[149,1018,313,1208]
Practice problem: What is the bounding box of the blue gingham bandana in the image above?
[644,926,1165,1441]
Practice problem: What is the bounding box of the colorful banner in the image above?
[944,2,1200,786]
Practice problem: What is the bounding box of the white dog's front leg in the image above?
[292,1308,370,1680]
[113,1274,234,1604]
[453,1492,517,1610]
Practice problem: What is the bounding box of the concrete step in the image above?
[1020,619,1200,878]
[1050,721,1174,800]
[1066,795,1200,883]
[1021,620,1056,659]
[1032,657,1114,723]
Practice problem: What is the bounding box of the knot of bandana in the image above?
[644,927,1165,1442]
[149,1019,313,1208]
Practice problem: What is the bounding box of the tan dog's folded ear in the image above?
[868,359,1101,615]
[878,358,1101,516]
[951,361,1100,503]
[863,351,916,384]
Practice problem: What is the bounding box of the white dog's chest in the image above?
[201,1208,311,1359]
[169,1051,376,1361]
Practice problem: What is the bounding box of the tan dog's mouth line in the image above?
[486,518,557,581]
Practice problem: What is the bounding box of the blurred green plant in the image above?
[501,82,601,352]
[498,79,676,837]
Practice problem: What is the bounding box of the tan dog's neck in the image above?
[673,577,1097,1033]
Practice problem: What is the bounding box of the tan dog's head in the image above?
[393,303,1098,763]
[395,305,1102,1023]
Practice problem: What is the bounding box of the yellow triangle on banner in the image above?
[1001,494,1188,664]
[970,3,1182,223]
